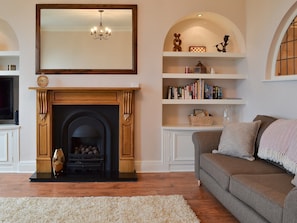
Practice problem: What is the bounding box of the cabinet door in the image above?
[0,131,9,162]
[171,131,194,163]
[163,129,195,171]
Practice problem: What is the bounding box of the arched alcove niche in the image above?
[266,2,297,81]
[0,18,19,51]
[163,12,245,54]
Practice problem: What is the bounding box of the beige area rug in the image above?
[0,195,199,223]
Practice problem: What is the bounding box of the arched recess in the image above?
[266,2,297,81]
[0,18,19,51]
[163,11,245,53]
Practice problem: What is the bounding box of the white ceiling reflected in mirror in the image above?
[36,4,137,74]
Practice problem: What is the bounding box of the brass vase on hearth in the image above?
[52,148,65,177]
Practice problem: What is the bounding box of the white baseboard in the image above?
[0,160,193,173]
[0,161,35,173]
[134,160,194,173]
[17,161,36,173]
[134,160,169,173]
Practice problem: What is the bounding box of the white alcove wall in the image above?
[0,18,19,51]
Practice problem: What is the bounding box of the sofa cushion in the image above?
[258,119,297,174]
[253,115,277,155]
[200,153,285,190]
[213,121,261,161]
[230,173,294,223]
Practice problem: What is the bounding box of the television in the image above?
[0,76,19,124]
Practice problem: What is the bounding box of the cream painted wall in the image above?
[2,0,295,173]
[242,0,297,121]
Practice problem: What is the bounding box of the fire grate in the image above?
[67,145,104,173]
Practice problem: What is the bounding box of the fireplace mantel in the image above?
[29,87,140,174]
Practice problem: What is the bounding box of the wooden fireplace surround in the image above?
[29,87,139,173]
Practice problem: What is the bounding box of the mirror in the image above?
[36,4,137,74]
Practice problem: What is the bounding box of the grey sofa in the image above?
[192,115,297,223]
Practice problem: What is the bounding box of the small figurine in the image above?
[173,33,182,51]
[216,35,230,52]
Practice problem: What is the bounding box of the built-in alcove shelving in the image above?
[162,11,246,128]
[162,51,246,127]
[161,11,246,171]
[0,18,20,172]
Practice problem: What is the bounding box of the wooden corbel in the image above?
[123,91,133,121]
[38,90,48,120]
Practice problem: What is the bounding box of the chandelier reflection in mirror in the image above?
[90,10,112,40]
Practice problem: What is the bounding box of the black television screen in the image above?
[0,78,14,119]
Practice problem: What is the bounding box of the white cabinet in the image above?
[162,126,222,171]
[0,125,20,172]
[0,51,20,76]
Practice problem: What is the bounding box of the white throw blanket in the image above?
[258,119,297,174]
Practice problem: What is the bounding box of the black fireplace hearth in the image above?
[29,171,137,182]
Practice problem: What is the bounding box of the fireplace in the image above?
[29,87,139,182]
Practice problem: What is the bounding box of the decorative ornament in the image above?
[173,33,182,51]
[37,74,49,88]
[52,148,65,177]
[195,61,207,73]
[189,46,206,53]
[216,35,230,53]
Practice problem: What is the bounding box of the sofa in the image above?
[192,115,297,223]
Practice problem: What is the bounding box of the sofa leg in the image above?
[197,180,201,186]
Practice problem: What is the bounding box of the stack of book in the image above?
[204,83,223,99]
[167,80,223,99]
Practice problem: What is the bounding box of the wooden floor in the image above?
[0,172,238,223]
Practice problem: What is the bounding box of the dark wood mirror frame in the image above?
[36,4,137,74]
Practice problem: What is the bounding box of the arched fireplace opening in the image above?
[52,105,119,177]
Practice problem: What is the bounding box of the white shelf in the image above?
[0,124,20,130]
[0,70,19,76]
[162,124,223,131]
[162,73,246,79]
[0,51,20,56]
[162,99,245,105]
[0,51,20,74]
[163,51,245,58]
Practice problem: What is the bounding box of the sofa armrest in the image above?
[192,130,222,180]
[283,187,297,223]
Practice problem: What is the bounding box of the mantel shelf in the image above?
[29,86,141,91]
